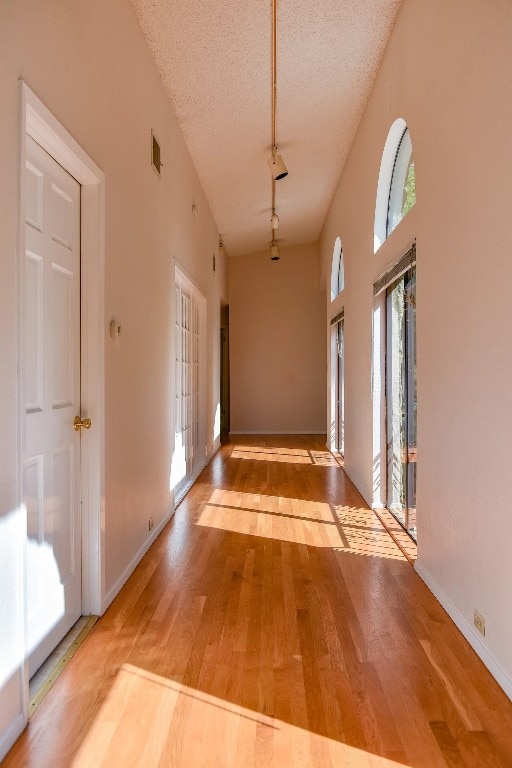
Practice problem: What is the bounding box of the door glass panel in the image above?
[336,318,344,455]
[386,279,407,526]
[386,265,416,540]
[405,267,417,538]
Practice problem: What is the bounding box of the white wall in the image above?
[0,0,227,756]
[230,242,326,434]
[321,0,512,697]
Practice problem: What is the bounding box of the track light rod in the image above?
[272,0,277,151]
[270,0,284,260]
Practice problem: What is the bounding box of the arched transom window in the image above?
[387,127,415,236]
[374,119,416,251]
[330,237,344,300]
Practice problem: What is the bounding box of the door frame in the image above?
[18,83,105,705]
[172,261,207,504]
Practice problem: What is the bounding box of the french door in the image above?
[172,269,205,504]
[386,265,417,539]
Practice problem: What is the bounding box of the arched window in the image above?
[330,237,344,300]
[374,119,416,251]
[387,127,415,236]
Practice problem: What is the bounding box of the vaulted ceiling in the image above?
[131,0,402,256]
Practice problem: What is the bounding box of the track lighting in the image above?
[268,149,288,180]
[267,0,286,259]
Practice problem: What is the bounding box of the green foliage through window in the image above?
[402,161,416,218]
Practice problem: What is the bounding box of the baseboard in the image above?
[174,462,206,507]
[229,431,326,435]
[102,504,176,613]
[0,712,25,763]
[102,438,220,613]
[415,562,512,701]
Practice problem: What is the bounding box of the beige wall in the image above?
[0,0,226,755]
[230,242,326,434]
[321,0,512,697]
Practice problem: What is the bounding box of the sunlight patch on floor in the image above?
[72,664,411,767]
[195,490,406,560]
[231,447,312,464]
[230,446,339,466]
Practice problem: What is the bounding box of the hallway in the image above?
[5,435,512,767]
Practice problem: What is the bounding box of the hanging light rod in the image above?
[269,0,284,261]
[267,0,287,182]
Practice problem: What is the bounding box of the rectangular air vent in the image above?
[151,130,161,176]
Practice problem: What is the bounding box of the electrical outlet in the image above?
[474,610,485,636]
[148,516,154,532]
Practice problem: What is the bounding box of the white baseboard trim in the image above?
[174,441,221,508]
[102,504,176,613]
[229,431,326,435]
[0,712,25,763]
[415,562,512,702]
[174,462,206,507]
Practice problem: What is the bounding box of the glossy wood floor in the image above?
[6,435,512,767]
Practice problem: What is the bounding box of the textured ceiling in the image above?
[131,0,402,256]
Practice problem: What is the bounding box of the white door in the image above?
[24,135,82,676]
[171,271,205,503]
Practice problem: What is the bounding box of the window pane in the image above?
[337,246,344,294]
[386,266,417,542]
[386,278,407,524]
[387,128,415,236]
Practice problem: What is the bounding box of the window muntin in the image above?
[387,128,415,236]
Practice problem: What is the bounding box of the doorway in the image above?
[172,267,207,504]
[385,265,417,539]
[220,305,230,435]
[24,136,83,676]
[20,84,105,689]
[335,313,345,455]
[329,310,345,455]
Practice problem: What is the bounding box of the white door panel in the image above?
[24,135,81,677]
[172,271,205,503]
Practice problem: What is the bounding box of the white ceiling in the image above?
[131,0,402,256]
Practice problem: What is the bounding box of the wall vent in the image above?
[151,130,161,176]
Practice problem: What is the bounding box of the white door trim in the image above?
[173,262,208,502]
[18,84,105,679]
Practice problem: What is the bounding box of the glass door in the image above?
[386,266,416,539]
[336,317,345,455]
[171,270,205,505]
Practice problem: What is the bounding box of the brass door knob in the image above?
[74,416,92,431]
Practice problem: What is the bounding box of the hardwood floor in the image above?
[5,435,512,767]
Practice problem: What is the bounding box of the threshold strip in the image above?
[29,615,98,718]
[372,507,417,565]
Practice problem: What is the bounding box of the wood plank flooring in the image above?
[5,435,512,767]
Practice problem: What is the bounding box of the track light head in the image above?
[270,240,280,261]
[271,212,279,229]
[268,152,288,180]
